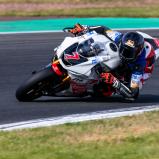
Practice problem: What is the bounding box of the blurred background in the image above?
[0,0,158,19]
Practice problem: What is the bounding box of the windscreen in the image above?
[77,38,105,58]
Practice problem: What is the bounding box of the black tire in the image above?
[16,66,60,102]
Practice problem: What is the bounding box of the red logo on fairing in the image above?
[64,52,80,60]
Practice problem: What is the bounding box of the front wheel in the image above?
[16,66,61,102]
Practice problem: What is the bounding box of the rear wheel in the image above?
[16,66,60,102]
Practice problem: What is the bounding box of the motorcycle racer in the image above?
[69,24,157,101]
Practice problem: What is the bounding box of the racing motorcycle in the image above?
[16,27,159,102]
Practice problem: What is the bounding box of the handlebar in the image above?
[63,27,74,33]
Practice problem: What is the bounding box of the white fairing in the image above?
[138,31,159,60]
[56,31,120,76]
[137,31,154,39]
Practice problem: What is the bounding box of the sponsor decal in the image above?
[86,31,95,36]
[131,74,142,84]
[64,52,80,60]
[92,59,97,64]
[125,40,135,48]
[92,56,103,64]
[106,31,121,41]
[115,32,121,37]
[71,81,87,94]
[106,30,113,33]
[73,78,83,82]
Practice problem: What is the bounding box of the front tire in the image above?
[16,66,60,102]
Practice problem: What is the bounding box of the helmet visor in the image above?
[120,45,141,61]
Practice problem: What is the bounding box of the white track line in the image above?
[0,105,159,131]
[0,30,63,34]
[0,28,158,35]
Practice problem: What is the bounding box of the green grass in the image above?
[0,111,159,159]
[0,0,133,3]
[1,7,159,17]
[0,0,159,17]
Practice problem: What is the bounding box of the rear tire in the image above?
[16,66,60,102]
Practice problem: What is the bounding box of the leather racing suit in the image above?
[69,24,156,100]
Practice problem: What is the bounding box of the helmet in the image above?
[119,32,144,62]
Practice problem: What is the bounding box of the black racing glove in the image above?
[112,79,139,101]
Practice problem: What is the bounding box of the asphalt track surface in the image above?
[0,30,159,125]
